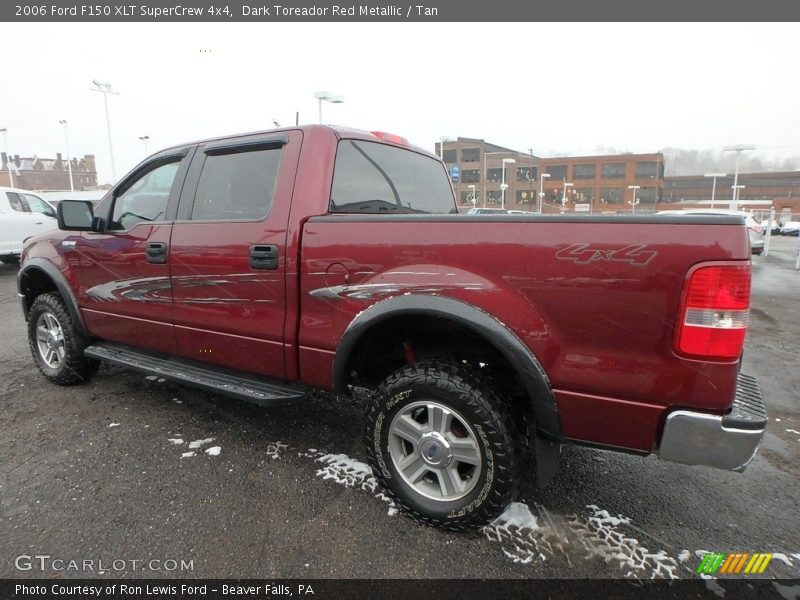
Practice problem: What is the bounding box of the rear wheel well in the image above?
[343,314,532,432]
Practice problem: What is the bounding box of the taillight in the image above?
[676,264,751,360]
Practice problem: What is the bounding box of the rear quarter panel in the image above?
[298,215,751,451]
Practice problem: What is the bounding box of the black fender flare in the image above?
[18,258,89,336]
[332,294,560,440]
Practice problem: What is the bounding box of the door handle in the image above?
[146,242,168,264]
[249,244,278,270]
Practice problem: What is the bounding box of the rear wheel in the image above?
[365,361,520,530]
[27,292,99,385]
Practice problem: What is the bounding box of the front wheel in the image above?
[364,361,520,530]
[27,292,99,385]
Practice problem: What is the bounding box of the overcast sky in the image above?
[1,22,799,184]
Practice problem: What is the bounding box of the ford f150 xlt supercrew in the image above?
[17,125,766,530]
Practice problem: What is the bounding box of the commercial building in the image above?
[538,153,664,212]
[437,138,664,213]
[0,152,98,191]
[662,171,800,219]
[435,138,541,210]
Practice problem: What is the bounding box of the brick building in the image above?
[662,171,800,219]
[538,153,664,213]
[437,138,665,213]
[435,138,541,210]
[0,152,98,191]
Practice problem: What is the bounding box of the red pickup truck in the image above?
[17,125,766,530]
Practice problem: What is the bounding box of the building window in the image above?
[461,148,480,162]
[599,188,623,204]
[547,165,567,180]
[486,168,504,183]
[460,190,479,203]
[573,164,596,179]
[486,190,502,204]
[601,163,626,179]
[636,162,659,179]
[516,166,538,182]
[573,188,595,203]
[637,187,659,203]
[462,169,480,183]
[516,189,534,204]
[442,149,457,164]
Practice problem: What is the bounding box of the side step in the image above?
[85,342,306,406]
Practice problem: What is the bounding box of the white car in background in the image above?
[0,187,59,264]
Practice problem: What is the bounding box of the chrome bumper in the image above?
[657,374,766,472]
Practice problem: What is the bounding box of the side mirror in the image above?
[57,200,96,231]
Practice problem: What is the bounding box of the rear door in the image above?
[76,149,193,354]
[169,131,302,378]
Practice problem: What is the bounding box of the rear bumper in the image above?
[657,373,766,472]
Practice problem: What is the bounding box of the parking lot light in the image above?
[501,158,515,210]
[628,185,641,214]
[313,91,344,123]
[705,172,726,208]
[0,128,12,187]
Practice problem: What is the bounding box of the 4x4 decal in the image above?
[556,244,657,266]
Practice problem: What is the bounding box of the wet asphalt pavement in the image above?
[1,236,799,583]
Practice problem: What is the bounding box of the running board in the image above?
[84,342,306,406]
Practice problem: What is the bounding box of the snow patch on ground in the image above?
[482,502,681,578]
[205,446,221,456]
[188,438,215,449]
[167,438,184,445]
[678,549,691,562]
[773,553,794,567]
[786,429,800,435]
[181,451,195,458]
[266,442,288,459]
[108,422,120,428]
[311,451,397,516]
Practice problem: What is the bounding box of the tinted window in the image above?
[112,161,180,229]
[24,194,55,217]
[191,147,281,221]
[547,165,567,180]
[602,163,626,179]
[6,192,30,212]
[573,164,596,179]
[330,140,455,214]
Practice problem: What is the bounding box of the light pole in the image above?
[732,185,745,207]
[538,172,551,214]
[0,128,12,187]
[501,158,515,210]
[58,120,74,192]
[313,90,344,123]
[483,150,513,208]
[704,172,725,208]
[139,135,150,156]
[90,79,119,182]
[628,185,640,213]
[723,144,754,209]
[561,180,573,214]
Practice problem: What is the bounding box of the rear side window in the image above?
[330,140,455,214]
[6,192,30,212]
[191,147,281,221]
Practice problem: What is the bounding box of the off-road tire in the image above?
[27,292,99,385]
[364,360,521,530]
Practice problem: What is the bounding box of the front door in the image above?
[76,151,192,354]
[169,131,301,378]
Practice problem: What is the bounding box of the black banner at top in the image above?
[3,0,800,22]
